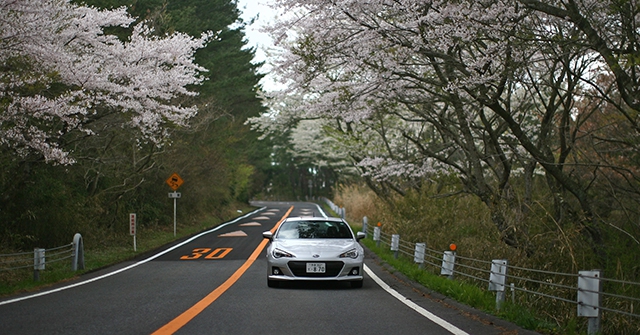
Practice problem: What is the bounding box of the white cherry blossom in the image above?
[0,0,212,164]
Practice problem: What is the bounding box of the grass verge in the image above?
[361,237,562,334]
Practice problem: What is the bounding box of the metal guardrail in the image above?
[0,233,84,281]
[322,198,640,334]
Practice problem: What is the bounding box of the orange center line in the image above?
[151,206,293,335]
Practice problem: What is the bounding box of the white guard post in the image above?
[72,233,85,271]
[391,234,400,258]
[373,226,381,247]
[414,243,426,269]
[578,270,601,335]
[362,216,368,238]
[33,248,45,281]
[440,251,456,279]
[489,259,508,310]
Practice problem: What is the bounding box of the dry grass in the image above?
[333,183,378,228]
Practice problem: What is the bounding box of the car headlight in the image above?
[339,248,359,259]
[272,248,295,258]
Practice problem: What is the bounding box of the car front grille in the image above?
[288,261,344,277]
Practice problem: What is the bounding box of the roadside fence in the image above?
[322,198,640,335]
[0,233,85,281]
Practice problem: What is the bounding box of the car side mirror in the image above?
[262,231,273,241]
[356,231,365,241]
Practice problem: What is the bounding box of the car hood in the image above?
[273,239,359,258]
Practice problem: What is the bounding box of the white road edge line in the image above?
[364,264,470,335]
[314,203,328,218]
[0,208,266,306]
[318,203,466,334]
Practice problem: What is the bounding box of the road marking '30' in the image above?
[180,248,233,260]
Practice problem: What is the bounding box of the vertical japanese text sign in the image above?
[129,213,136,236]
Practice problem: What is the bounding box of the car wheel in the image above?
[267,279,279,288]
[351,280,363,288]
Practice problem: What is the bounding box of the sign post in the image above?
[166,173,184,237]
[130,213,136,251]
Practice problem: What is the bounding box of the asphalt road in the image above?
[0,201,540,335]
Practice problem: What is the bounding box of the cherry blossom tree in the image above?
[0,0,212,164]
[258,0,536,249]
[258,0,640,255]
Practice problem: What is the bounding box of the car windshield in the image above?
[276,220,353,239]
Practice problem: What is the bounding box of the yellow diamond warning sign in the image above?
[166,173,184,190]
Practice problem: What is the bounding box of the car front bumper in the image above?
[266,258,364,281]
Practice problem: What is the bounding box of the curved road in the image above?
[0,201,538,335]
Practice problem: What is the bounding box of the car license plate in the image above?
[306,262,325,273]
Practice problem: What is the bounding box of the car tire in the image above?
[267,279,279,288]
[350,280,363,288]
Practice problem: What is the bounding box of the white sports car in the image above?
[262,217,365,288]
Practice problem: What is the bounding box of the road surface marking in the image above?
[180,248,233,260]
[239,222,261,227]
[151,206,293,335]
[364,264,470,335]
[218,230,248,237]
[0,208,266,306]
